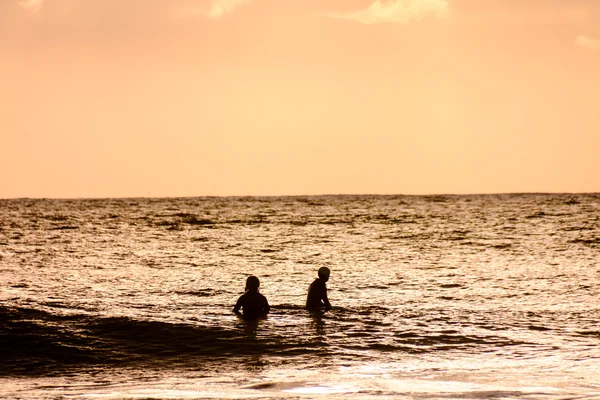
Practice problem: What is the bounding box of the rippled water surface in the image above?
[1,194,599,399]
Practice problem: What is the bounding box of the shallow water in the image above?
[1,194,599,399]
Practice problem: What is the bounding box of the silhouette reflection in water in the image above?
[309,310,327,340]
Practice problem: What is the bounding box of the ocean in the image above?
[1,194,599,399]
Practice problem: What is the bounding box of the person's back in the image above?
[233,276,270,319]
[306,267,331,311]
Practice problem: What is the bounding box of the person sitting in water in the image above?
[233,276,270,319]
[306,267,332,311]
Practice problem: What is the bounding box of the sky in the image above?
[2,0,599,198]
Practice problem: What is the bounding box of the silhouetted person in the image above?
[233,276,270,319]
[306,267,331,311]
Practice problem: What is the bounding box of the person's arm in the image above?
[322,286,331,310]
[263,296,270,314]
[233,295,243,314]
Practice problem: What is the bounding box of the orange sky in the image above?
[2,0,599,198]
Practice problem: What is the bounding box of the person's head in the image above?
[317,267,330,282]
[245,275,260,292]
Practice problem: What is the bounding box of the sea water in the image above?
[1,194,599,399]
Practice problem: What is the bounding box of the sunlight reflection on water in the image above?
[1,194,599,398]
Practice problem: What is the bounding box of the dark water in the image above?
[1,194,599,399]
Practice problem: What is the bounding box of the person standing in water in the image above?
[306,267,332,311]
[233,276,270,319]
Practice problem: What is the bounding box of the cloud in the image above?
[174,0,252,20]
[575,35,600,50]
[18,0,45,13]
[206,0,252,19]
[323,0,449,25]
[17,0,251,20]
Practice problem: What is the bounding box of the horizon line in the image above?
[1,191,598,201]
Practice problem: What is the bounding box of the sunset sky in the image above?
[2,0,599,198]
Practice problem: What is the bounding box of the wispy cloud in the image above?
[18,0,45,13]
[207,0,252,19]
[174,0,252,20]
[575,35,600,50]
[322,0,449,25]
